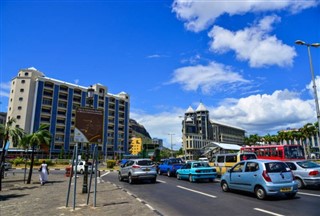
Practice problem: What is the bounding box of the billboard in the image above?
[74,107,104,143]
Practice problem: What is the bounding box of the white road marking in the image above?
[177,185,217,198]
[298,192,320,197]
[254,208,284,216]
[156,179,166,183]
[101,171,110,177]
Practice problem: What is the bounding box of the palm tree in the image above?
[0,118,25,191]
[21,124,51,184]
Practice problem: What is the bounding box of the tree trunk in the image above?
[27,145,35,184]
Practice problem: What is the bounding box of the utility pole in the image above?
[168,133,175,157]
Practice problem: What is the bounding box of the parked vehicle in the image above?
[73,160,95,174]
[285,160,320,189]
[176,161,217,182]
[118,158,157,184]
[220,159,298,200]
[213,152,257,176]
[157,158,184,177]
[4,162,12,170]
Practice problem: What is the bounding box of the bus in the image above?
[240,144,305,161]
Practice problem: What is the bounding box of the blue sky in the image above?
[1,0,320,149]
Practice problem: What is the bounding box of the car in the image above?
[4,162,12,170]
[284,160,320,189]
[118,158,157,184]
[157,158,184,177]
[220,159,298,200]
[73,160,95,174]
[176,161,217,182]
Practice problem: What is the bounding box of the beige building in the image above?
[7,67,130,159]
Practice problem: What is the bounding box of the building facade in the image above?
[181,103,245,159]
[7,68,130,159]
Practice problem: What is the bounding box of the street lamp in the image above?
[82,85,94,193]
[295,40,320,154]
[168,133,175,157]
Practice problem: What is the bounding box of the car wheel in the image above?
[189,175,193,183]
[285,192,296,199]
[151,178,157,184]
[80,169,84,174]
[255,186,266,200]
[157,169,161,175]
[128,174,134,184]
[118,172,123,181]
[296,178,304,189]
[167,170,171,177]
[177,174,181,180]
[221,181,229,192]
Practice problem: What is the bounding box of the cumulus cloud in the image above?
[0,82,11,97]
[131,88,316,147]
[168,61,250,94]
[210,89,315,135]
[306,76,320,98]
[208,15,297,68]
[172,0,318,32]
[130,109,185,149]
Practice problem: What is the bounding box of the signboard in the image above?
[74,107,104,143]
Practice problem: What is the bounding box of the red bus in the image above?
[240,145,305,161]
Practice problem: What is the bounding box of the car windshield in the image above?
[171,158,183,164]
[137,160,154,166]
[265,162,290,173]
[297,161,320,168]
[266,162,290,173]
[193,162,210,168]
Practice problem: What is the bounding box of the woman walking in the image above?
[39,160,49,185]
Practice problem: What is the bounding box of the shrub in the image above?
[107,160,116,168]
[12,157,25,166]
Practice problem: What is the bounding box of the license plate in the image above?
[144,168,150,171]
[280,187,292,192]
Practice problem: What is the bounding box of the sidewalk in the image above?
[0,172,159,216]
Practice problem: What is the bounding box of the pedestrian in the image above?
[39,160,49,185]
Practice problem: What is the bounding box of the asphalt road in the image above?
[103,172,320,216]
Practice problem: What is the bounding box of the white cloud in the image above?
[172,0,318,32]
[168,61,250,94]
[306,76,320,99]
[208,15,297,68]
[130,109,185,149]
[74,79,79,84]
[131,88,316,147]
[0,82,11,97]
[210,89,315,135]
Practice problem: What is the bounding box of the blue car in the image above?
[220,159,298,200]
[176,161,217,182]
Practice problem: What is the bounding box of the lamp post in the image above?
[82,85,94,193]
[168,133,175,157]
[295,40,320,154]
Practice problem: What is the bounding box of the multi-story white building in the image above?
[181,103,245,158]
[7,67,130,159]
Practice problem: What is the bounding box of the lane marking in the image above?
[298,192,320,197]
[156,179,166,183]
[101,171,110,177]
[177,185,217,198]
[254,208,284,216]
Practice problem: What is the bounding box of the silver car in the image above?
[118,159,157,184]
[285,160,320,189]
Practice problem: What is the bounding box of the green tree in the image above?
[20,124,51,184]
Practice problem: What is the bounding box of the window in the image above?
[217,156,225,163]
[19,97,23,101]
[17,115,21,119]
[226,155,237,162]
[25,72,29,76]
[245,162,259,172]
[18,106,22,110]
[21,80,25,84]
[20,88,24,92]
[232,162,245,172]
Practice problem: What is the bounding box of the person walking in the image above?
[39,160,49,185]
